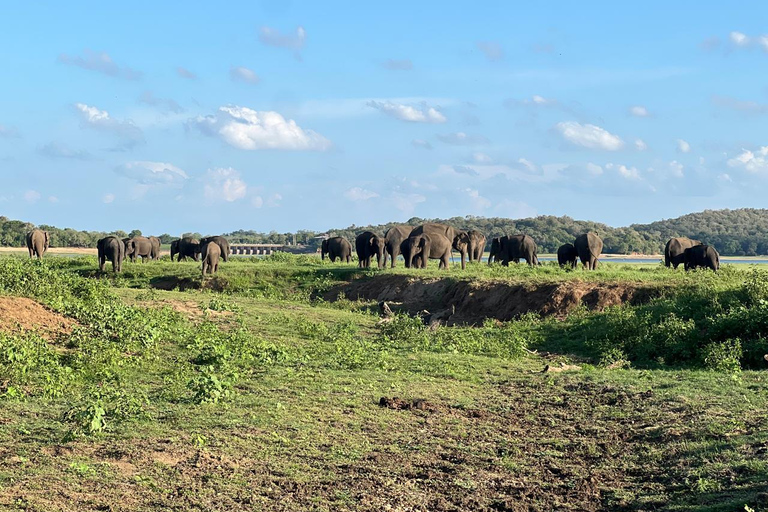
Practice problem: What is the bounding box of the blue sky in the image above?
[1,1,768,235]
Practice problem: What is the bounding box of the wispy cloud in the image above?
[0,124,19,138]
[258,26,306,59]
[230,66,260,85]
[367,101,446,123]
[476,41,504,61]
[437,132,489,145]
[629,105,650,117]
[412,139,433,150]
[115,161,188,186]
[176,67,197,80]
[58,49,141,80]
[712,95,768,114]
[139,91,184,114]
[38,142,93,160]
[74,103,144,147]
[382,59,413,71]
[204,168,247,202]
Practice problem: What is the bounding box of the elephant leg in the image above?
[391,249,398,268]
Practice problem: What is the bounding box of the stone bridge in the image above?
[229,244,317,256]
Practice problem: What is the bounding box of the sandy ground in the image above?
[0,247,170,256]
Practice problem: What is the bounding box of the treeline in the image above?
[3,208,768,255]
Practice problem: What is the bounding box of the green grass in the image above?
[0,255,767,511]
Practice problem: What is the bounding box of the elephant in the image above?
[499,234,539,266]
[97,236,125,273]
[488,237,502,265]
[125,236,153,263]
[467,230,486,262]
[410,223,471,269]
[148,236,162,260]
[199,236,231,262]
[383,225,413,268]
[355,231,385,269]
[26,229,49,259]
[574,233,603,270]
[321,237,352,263]
[557,243,578,268]
[201,241,221,277]
[407,233,452,269]
[171,237,200,262]
[665,237,701,269]
[684,244,719,272]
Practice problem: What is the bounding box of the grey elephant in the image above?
[500,234,539,266]
[355,231,385,269]
[574,233,603,270]
[467,230,486,262]
[665,237,701,269]
[26,229,49,259]
[125,236,154,263]
[557,243,578,268]
[321,237,352,263]
[410,223,471,269]
[148,236,162,260]
[684,244,719,271]
[97,236,125,273]
[383,225,413,268]
[199,236,231,262]
[407,233,452,269]
[171,237,201,262]
[488,237,502,265]
[201,241,221,276]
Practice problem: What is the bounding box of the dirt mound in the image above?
[0,296,77,338]
[326,275,664,325]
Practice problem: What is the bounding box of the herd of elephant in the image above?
[323,224,721,272]
[323,224,607,271]
[23,225,721,276]
[25,230,230,277]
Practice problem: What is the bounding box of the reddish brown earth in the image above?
[0,296,77,338]
[326,275,665,325]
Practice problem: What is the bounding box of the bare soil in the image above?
[0,296,77,338]
[326,275,665,325]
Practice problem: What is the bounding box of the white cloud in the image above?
[390,192,426,214]
[74,103,143,145]
[718,173,733,182]
[367,101,446,123]
[437,132,489,145]
[191,106,332,151]
[730,31,749,46]
[555,121,624,151]
[518,158,538,173]
[58,49,141,80]
[258,26,306,51]
[605,163,640,180]
[531,95,556,106]
[727,147,768,173]
[230,66,260,85]
[24,190,41,203]
[266,193,282,208]
[471,152,493,164]
[204,168,247,202]
[493,199,537,218]
[586,162,603,176]
[383,59,413,71]
[464,188,491,210]
[677,139,691,153]
[635,139,648,151]
[116,161,188,186]
[668,160,684,178]
[412,139,433,150]
[176,67,197,80]
[344,187,379,202]
[629,105,650,117]
[251,196,264,208]
[476,41,504,61]
[712,95,768,114]
[48,196,59,203]
[103,193,115,204]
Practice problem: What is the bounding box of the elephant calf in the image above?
[557,243,578,268]
[665,237,701,269]
[202,242,221,277]
[97,236,125,273]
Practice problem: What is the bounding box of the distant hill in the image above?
[3,208,768,256]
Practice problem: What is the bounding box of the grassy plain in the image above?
[0,254,767,511]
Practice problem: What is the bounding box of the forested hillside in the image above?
[3,208,768,256]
